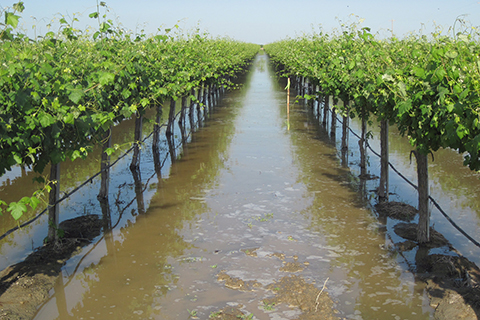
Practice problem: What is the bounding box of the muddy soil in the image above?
[0,215,102,320]
[376,201,480,320]
[213,251,338,320]
[1,202,480,320]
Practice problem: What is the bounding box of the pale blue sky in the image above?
[7,0,480,43]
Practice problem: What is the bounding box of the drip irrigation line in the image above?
[34,97,218,310]
[319,100,480,249]
[0,97,212,242]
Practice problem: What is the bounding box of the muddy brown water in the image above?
[1,53,479,319]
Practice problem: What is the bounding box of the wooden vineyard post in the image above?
[153,103,163,177]
[323,95,329,127]
[130,112,146,215]
[98,127,111,200]
[330,98,337,138]
[47,162,61,244]
[359,110,368,178]
[166,99,176,137]
[379,119,389,201]
[286,77,290,131]
[341,100,349,167]
[302,77,306,97]
[179,96,187,144]
[196,87,203,127]
[211,84,216,102]
[130,112,143,170]
[308,81,314,108]
[415,150,430,243]
[341,100,349,151]
[358,108,368,198]
[189,88,195,131]
[316,86,322,116]
[208,84,213,112]
[203,85,209,116]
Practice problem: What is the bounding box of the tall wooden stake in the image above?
[47,162,60,244]
[98,127,111,200]
[130,112,143,170]
[379,119,389,201]
[415,151,430,243]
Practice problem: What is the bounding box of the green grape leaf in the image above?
[397,100,412,116]
[5,12,20,28]
[8,201,27,220]
[69,89,84,104]
[28,197,40,210]
[99,72,115,86]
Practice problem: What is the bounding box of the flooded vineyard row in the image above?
[1,53,479,319]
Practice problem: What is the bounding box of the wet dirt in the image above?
[0,215,102,320]
[376,201,480,319]
[375,201,418,222]
[214,252,337,320]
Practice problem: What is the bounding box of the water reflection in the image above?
[33,63,248,320]
[130,165,145,216]
[348,117,480,265]
[286,101,431,318]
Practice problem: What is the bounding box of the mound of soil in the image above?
[208,305,251,320]
[422,254,480,320]
[214,253,337,320]
[393,222,452,249]
[375,201,417,221]
[264,275,335,320]
[376,203,480,320]
[0,214,102,320]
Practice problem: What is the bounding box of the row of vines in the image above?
[0,2,260,239]
[264,22,480,243]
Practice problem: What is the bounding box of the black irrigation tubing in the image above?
[35,143,179,310]
[0,98,210,242]
[321,99,480,249]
